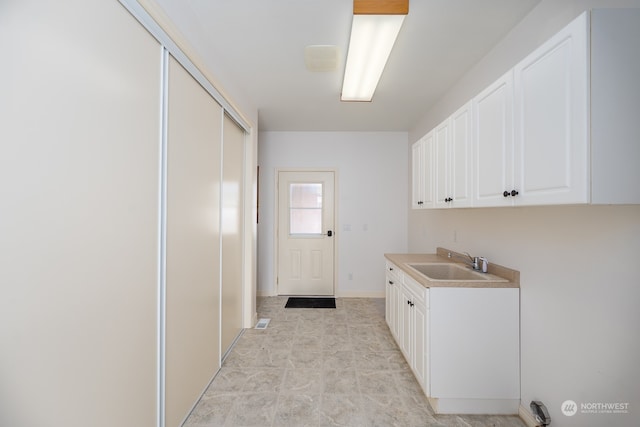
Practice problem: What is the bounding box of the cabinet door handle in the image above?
[388,280,394,285]
[503,191,510,197]
[511,189,519,197]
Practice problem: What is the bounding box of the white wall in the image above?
[258,132,408,297]
[408,1,640,426]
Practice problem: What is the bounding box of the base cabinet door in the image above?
[385,262,402,340]
[412,300,428,394]
[400,287,413,358]
[385,274,392,325]
[398,274,429,393]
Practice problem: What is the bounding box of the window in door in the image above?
[289,183,323,235]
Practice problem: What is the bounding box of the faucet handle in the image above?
[479,257,488,273]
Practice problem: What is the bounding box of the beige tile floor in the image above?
[184,297,526,427]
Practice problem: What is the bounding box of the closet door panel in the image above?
[221,115,246,356]
[165,56,222,427]
[0,1,161,426]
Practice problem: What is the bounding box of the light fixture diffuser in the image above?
[341,0,408,102]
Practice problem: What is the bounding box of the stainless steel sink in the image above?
[407,263,505,281]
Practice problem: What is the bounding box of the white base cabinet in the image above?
[385,261,520,414]
[428,287,520,414]
[385,262,403,340]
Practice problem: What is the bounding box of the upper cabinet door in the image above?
[434,119,450,208]
[513,12,589,205]
[411,139,424,209]
[412,132,435,209]
[422,131,435,207]
[450,101,473,207]
[473,71,514,207]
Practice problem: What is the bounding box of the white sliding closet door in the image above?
[221,115,246,356]
[0,1,161,426]
[165,56,223,427]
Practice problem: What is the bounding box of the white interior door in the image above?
[277,171,335,296]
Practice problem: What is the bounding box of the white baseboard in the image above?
[428,397,520,415]
[256,291,277,297]
[334,291,385,298]
[518,404,539,427]
[257,291,385,298]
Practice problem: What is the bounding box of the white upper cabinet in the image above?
[412,131,434,208]
[474,12,588,208]
[590,9,640,204]
[473,72,514,207]
[513,12,589,206]
[413,9,640,209]
[434,119,450,208]
[411,139,424,209]
[434,102,473,208]
[450,102,473,207]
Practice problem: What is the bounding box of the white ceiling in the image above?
[152,0,540,131]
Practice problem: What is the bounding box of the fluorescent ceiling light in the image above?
[341,14,406,102]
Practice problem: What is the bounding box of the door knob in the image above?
[326,230,333,237]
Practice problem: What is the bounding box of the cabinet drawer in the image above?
[386,261,403,282]
[403,274,428,307]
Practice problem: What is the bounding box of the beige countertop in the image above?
[385,247,519,289]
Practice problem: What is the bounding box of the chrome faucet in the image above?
[463,252,480,271]
[448,251,487,272]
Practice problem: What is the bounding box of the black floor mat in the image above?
[285,297,336,309]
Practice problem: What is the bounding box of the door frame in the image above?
[274,168,338,296]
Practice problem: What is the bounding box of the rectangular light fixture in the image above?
[341,0,408,102]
